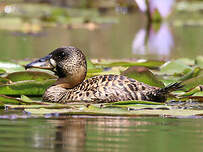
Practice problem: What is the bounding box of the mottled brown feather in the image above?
[26,46,182,103]
[43,74,160,103]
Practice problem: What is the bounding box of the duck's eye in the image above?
[58,52,66,59]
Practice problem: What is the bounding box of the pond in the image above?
[0,6,202,60]
[1,115,203,152]
[0,1,203,152]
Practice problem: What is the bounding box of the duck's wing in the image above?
[74,75,158,103]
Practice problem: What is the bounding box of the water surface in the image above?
[1,115,203,152]
[0,13,202,61]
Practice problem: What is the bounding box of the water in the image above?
[0,115,203,152]
[0,13,202,61]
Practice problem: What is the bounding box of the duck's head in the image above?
[25,46,87,88]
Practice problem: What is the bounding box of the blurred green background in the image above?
[0,0,202,61]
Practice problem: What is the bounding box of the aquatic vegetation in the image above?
[0,3,118,33]
[0,0,203,118]
[0,55,202,117]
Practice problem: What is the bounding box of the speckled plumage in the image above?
[26,46,182,103]
[43,74,161,103]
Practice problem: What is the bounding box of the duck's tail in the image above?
[148,82,183,102]
[159,82,183,94]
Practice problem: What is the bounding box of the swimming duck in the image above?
[25,46,182,103]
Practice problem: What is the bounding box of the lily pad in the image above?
[6,71,56,82]
[0,79,55,95]
[178,67,201,81]
[181,86,203,96]
[182,75,203,91]
[0,68,6,75]
[121,66,165,88]
[19,95,56,105]
[160,60,192,75]
[20,95,35,103]
[0,61,24,73]
[192,91,203,96]
[176,58,195,66]
[6,103,74,110]
[0,95,22,104]
[24,108,81,115]
[86,58,96,69]
[24,106,203,117]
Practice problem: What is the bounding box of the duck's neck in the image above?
[54,67,87,89]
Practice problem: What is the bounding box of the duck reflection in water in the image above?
[44,117,152,151]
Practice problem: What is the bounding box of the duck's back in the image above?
[50,75,160,103]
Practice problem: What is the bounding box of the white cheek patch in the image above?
[50,58,56,67]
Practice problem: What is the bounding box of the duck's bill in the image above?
[25,54,55,70]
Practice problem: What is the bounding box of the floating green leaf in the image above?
[181,86,203,96]
[19,95,59,105]
[176,58,195,66]
[121,66,165,88]
[6,103,74,110]
[182,75,203,90]
[0,68,6,75]
[6,71,56,82]
[87,58,96,69]
[178,67,201,81]
[192,92,203,96]
[20,95,35,103]
[24,108,80,115]
[0,61,24,73]
[24,106,203,117]
[0,95,22,104]
[160,60,192,75]
[0,79,55,95]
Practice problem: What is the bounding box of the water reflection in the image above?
[132,22,174,59]
[1,117,203,151]
[51,118,86,152]
[0,3,202,60]
[44,117,152,152]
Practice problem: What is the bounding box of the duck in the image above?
[25,46,182,103]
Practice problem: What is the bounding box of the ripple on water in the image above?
[1,114,203,152]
